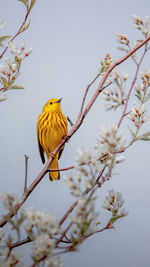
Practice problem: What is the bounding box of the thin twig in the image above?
[57,167,106,246]
[24,155,29,193]
[11,237,31,249]
[117,45,148,128]
[79,73,101,116]
[0,9,29,59]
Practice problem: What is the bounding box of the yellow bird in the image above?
[37,98,68,181]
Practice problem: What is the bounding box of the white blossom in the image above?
[71,196,99,239]
[102,189,128,218]
[21,41,25,50]
[23,207,59,236]
[0,64,6,74]
[32,233,55,262]
[140,69,150,85]
[0,192,17,211]
[8,41,19,55]
[64,173,81,197]
[143,17,150,35]
[0,21,5,29]
[0,246,25,267]
[76,148,92,164]
[132,15,150,36]
[0,93,7,102]
[128,102,148,127]
[96,125,125,156]
[110,69,120,81]
[132,14,144,30]
[115,155,125,164]
[46,256,64,267]
[116,33,129,45]
[25,47,32,56]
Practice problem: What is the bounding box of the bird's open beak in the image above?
[55,98,62,103]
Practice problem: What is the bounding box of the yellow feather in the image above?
[37,98,68,181]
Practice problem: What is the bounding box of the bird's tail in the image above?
[47,153,60,181]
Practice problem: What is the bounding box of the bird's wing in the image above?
[58,147,64,159]
[37,123,45,164]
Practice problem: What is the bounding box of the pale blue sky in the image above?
[0,0,150,266]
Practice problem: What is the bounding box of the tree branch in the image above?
[24,155,29,193]
[0,35,150,228]
[0,9,30,59]
[117,44,148,128]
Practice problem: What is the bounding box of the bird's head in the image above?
[42,98,62,112]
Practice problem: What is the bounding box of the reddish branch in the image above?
[79,72,101,116]
[117,44,148,128]
[0,9,29,60]
[0,35,150,229]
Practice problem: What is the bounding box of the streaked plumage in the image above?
[37,98,68,181]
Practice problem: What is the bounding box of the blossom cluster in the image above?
[132,15,150,36]
[100,53,113,73]
[102,69,129,110]
[95,124,125,168]
[0,41,32,96]
[65,148,102,197]
[0,18,32,101]
[116,33,130,45]
[135,69,150,103]
[102,189,128,218]
[0,192,19,211]
[23,208,62,264]
[70,196,99,242]
[0,247,24,267]
[0,201,63,266]
[128,102,148,128]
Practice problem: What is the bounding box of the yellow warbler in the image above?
[37,98,68,181]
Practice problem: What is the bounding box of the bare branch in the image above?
[79,73,101,116]
[0,10,30,59]
[24,155,29,193]
[117,44,148,128]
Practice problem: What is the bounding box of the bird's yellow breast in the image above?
[38,111,67,153]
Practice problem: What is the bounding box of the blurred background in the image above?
[0,0,150,266]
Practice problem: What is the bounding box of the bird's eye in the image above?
[50,102,53,105]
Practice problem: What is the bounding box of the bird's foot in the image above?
[49,152,55,159]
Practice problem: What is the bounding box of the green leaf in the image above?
[8,79,15,89]
[0,42,4,47]
[117,47,129,53]
[21,20,30,32]
[140,131,150,141]
[141,136,150,141]
[1,77,8,89]
[15,55,21,64]
[0,35,11,42]
[137,39,144,43]
[18,0,29,6]
[11,84,24,89]
[135,93,141,100]
[0,94,7,102]
[29,0,36,11]
[7,234,13,246]
[109,215,122,225]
